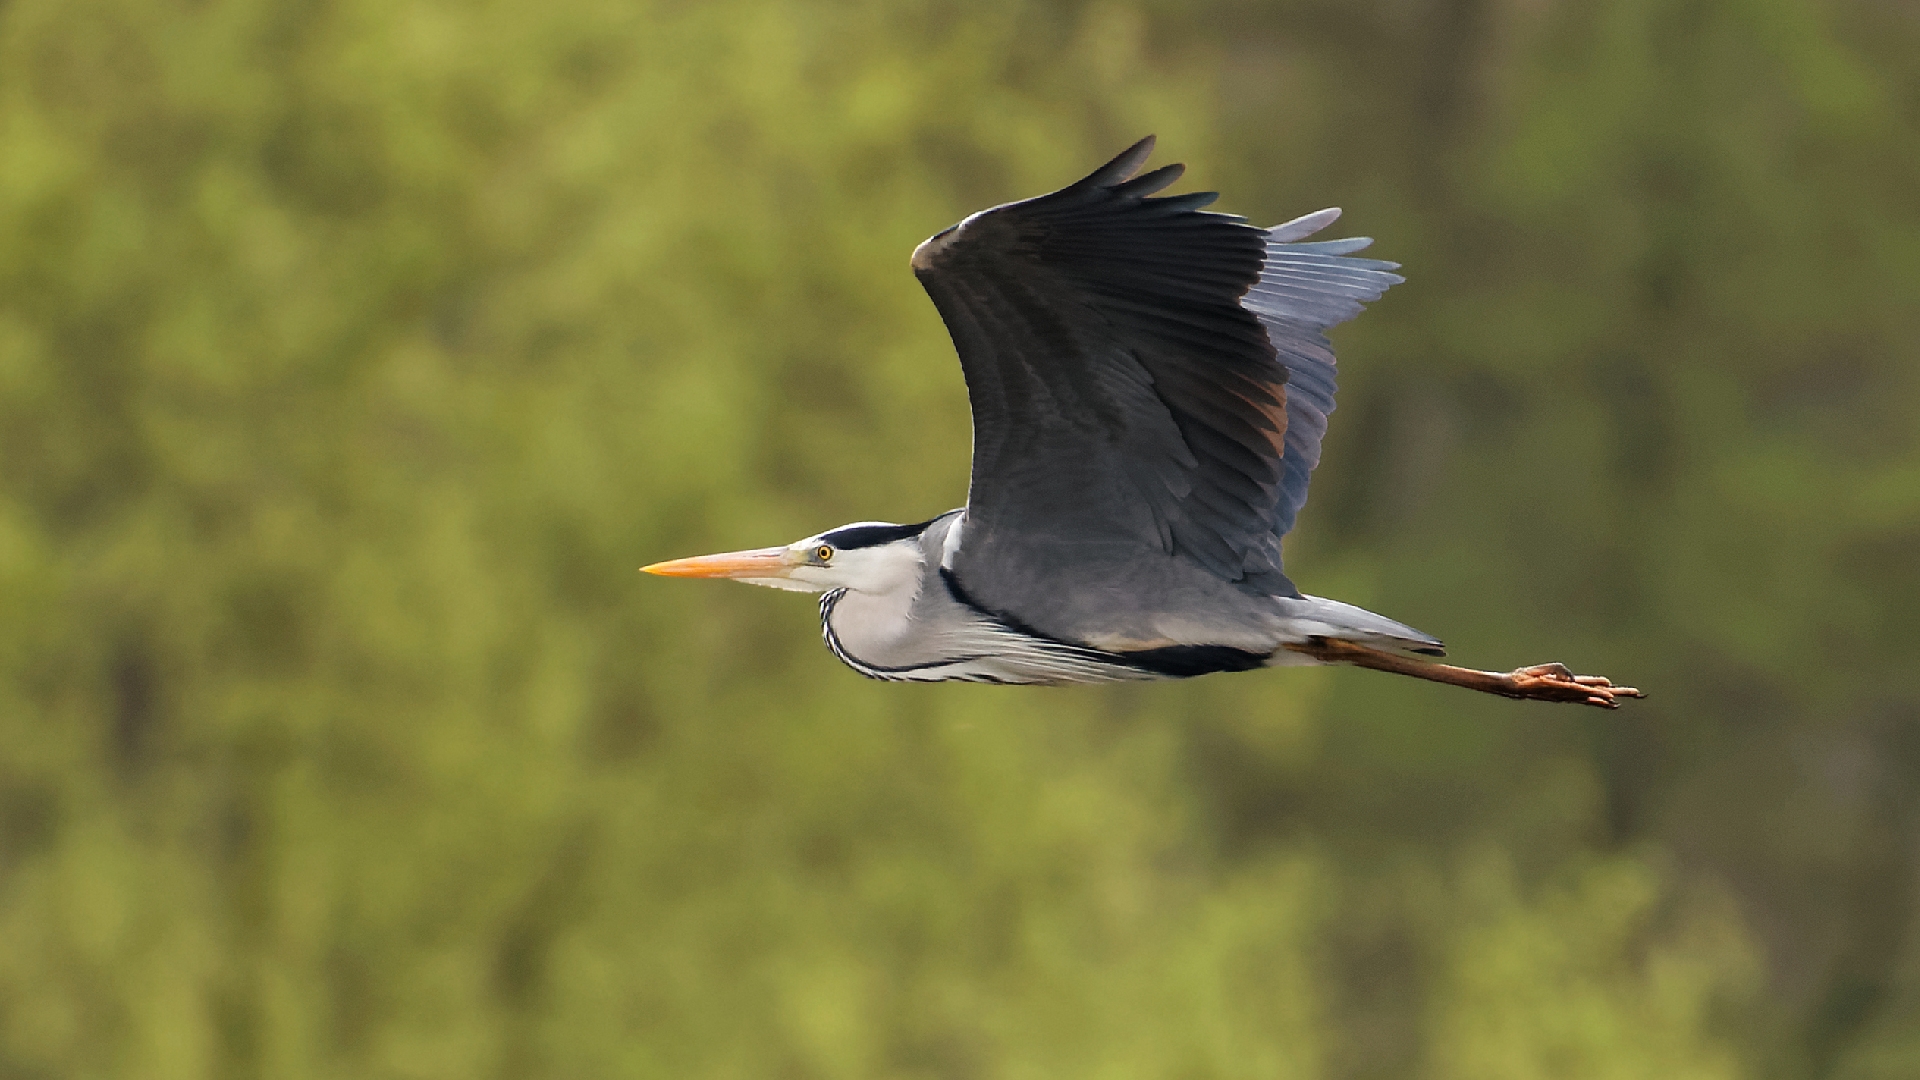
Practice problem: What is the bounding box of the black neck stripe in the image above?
[818,588,1003,682]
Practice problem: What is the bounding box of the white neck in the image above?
[820,541,927,653]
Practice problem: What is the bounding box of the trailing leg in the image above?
[1283,637,1643,709]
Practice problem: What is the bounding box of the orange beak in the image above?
[639,546,795,580]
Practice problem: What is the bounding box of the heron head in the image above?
[641,520,931,595]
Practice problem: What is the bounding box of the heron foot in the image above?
[1503,663,1644,709]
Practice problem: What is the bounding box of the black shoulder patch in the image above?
[1109,643,1268,678]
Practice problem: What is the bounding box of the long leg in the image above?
[1282,637,1643,709]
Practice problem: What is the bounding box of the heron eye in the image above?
[815,545,834,562]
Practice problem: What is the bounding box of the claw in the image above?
[1507,663,1644,709]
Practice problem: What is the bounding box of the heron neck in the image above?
[818,514,973,673]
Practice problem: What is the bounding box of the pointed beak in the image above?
[640,546,796,580]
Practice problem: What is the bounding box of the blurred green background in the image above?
[1,0,1917,1076]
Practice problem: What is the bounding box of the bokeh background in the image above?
[1,0,1917,1076]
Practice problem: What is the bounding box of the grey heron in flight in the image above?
[644,138,1641,708]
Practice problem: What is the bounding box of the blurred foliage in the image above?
[0,0,1916,1076]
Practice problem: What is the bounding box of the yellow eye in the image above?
[815,545,834,562]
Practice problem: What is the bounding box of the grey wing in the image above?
[912,137,1397,645]
[1247,209,1404,537]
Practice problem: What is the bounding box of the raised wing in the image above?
[913,137,1397,638]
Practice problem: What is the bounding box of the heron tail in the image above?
[1270,595,1446,660]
